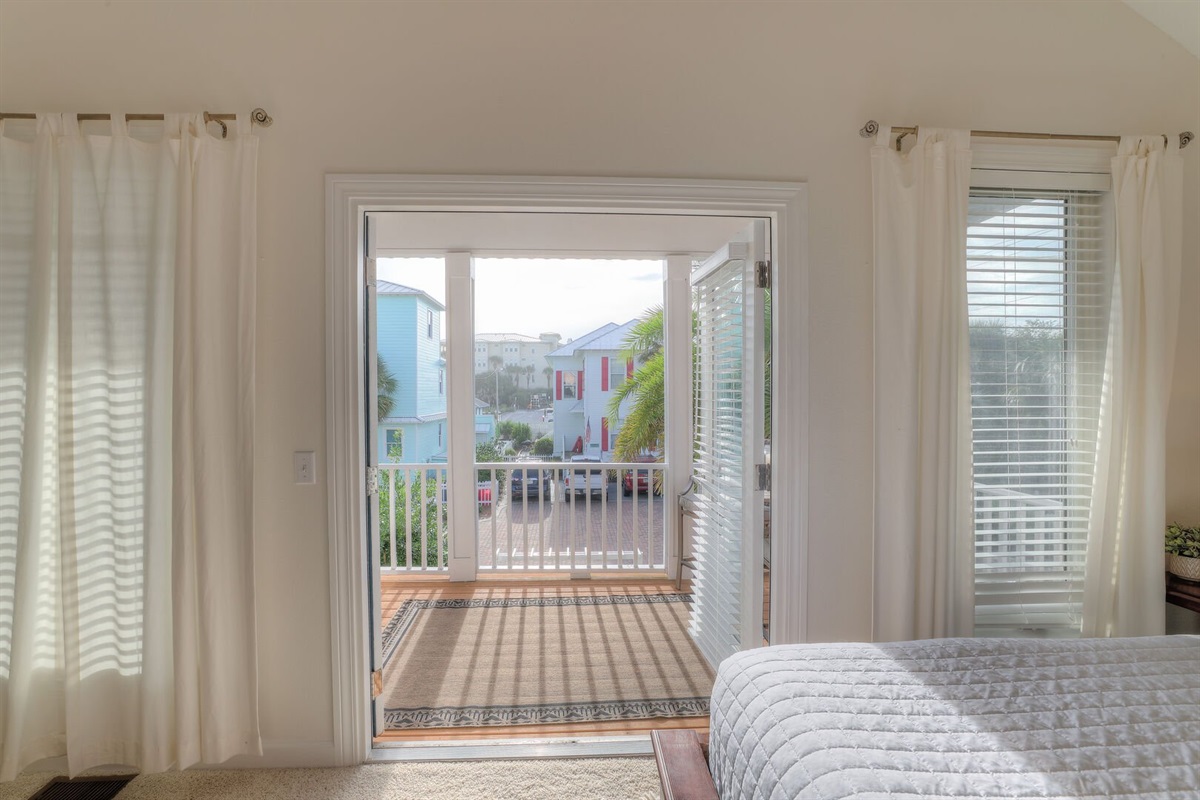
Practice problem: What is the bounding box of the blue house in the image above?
[376,281,447,464]
[376,281,498,463]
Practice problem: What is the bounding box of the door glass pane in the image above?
[374,257,449,571]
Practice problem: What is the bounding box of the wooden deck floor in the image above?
[375,574,710,743]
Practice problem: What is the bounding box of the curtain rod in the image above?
[858,120,1193,150]
[0,108,273,139]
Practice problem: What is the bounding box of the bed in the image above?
[652,635,1199,799]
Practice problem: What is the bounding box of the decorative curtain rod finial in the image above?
[251,108,273,128]
[1181,132,1193,149]
[859,120,879,139]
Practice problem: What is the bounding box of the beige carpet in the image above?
[2,759,660,800]
[382,593,714,728]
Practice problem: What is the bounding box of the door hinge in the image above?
[366,256,377,286]
[366,466,380,496]
[756,463,770,491]
[371,669,383,698]
[755,260,770,289]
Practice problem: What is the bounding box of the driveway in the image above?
[477,481,665,570]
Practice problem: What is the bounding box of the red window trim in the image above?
[601,357,609,391]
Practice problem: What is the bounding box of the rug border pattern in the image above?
[384,696,711,729]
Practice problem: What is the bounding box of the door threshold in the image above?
[369,735,653,761]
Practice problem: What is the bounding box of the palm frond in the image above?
[377,355,398,420]
[609,352,665,460]
[620,305,664,364]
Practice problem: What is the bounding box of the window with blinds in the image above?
[967,189,1110,636]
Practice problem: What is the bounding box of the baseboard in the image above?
[218,739,340,769]
[17,740,342,777]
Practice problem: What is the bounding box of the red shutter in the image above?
[601,417,609,452]
[555,370,562,401]
[577,370,585,400]
[601,357,609,391]
[626,358,634,380]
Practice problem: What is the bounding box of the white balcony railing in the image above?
[378,464,449,574]
[973,483,1071,574]
[973,482,1084,632]
[378,461,667,574]
[476,461,666,572]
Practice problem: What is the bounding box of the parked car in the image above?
[564,455,604,500]
[510,467,552,500]
[622,468,652,496]
[440,482,494,506]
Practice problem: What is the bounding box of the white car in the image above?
[563,455,604,500]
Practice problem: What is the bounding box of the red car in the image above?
[622,468,653,496]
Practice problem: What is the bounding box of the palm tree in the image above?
[543,365,554,391]
[608,297,772,462]
[607,307,665,460]
[377,354,398,421]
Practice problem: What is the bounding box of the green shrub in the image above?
[378,470,445,568]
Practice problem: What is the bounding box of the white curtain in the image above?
[872,127,975,642]
[0,113,259,780]
[1082,136,1183,638]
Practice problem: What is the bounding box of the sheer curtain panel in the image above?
[872,127,975,641]
[1082,136,1183,637]
[0,113,259,780]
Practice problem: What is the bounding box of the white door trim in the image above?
[324,174,809,764]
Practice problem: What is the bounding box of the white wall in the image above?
[2,0,1197,760]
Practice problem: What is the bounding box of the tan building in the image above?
[473,332,562,381]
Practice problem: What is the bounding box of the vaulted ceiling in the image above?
[1123,0,1200,60]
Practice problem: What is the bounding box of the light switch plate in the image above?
[293,451,316,484]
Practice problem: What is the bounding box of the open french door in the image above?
[688,219,768,669]
[364,213,385,736]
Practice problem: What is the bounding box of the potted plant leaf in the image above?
[1165,524,1200,582]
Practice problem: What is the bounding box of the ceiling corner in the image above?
[1122,0,1200,60]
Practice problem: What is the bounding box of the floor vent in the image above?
[28,776,136,800]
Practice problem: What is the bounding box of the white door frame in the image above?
[324,174,809,764]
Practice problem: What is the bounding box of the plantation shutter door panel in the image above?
[967,189,1109,636]
[689,220,767,670]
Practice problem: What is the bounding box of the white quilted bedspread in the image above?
[709,636,1199,799]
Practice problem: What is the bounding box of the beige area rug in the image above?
[382,593,714,728]
[2,760,660,800]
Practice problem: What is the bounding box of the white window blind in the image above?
[690,257,747,667]
[967,188,1110,636]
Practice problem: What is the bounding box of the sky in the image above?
[378,257,664,341]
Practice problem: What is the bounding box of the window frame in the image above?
[966,144,1114,637]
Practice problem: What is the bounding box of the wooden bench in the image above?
[650,729,719,800]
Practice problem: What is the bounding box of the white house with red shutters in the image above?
[546,320,638,460]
